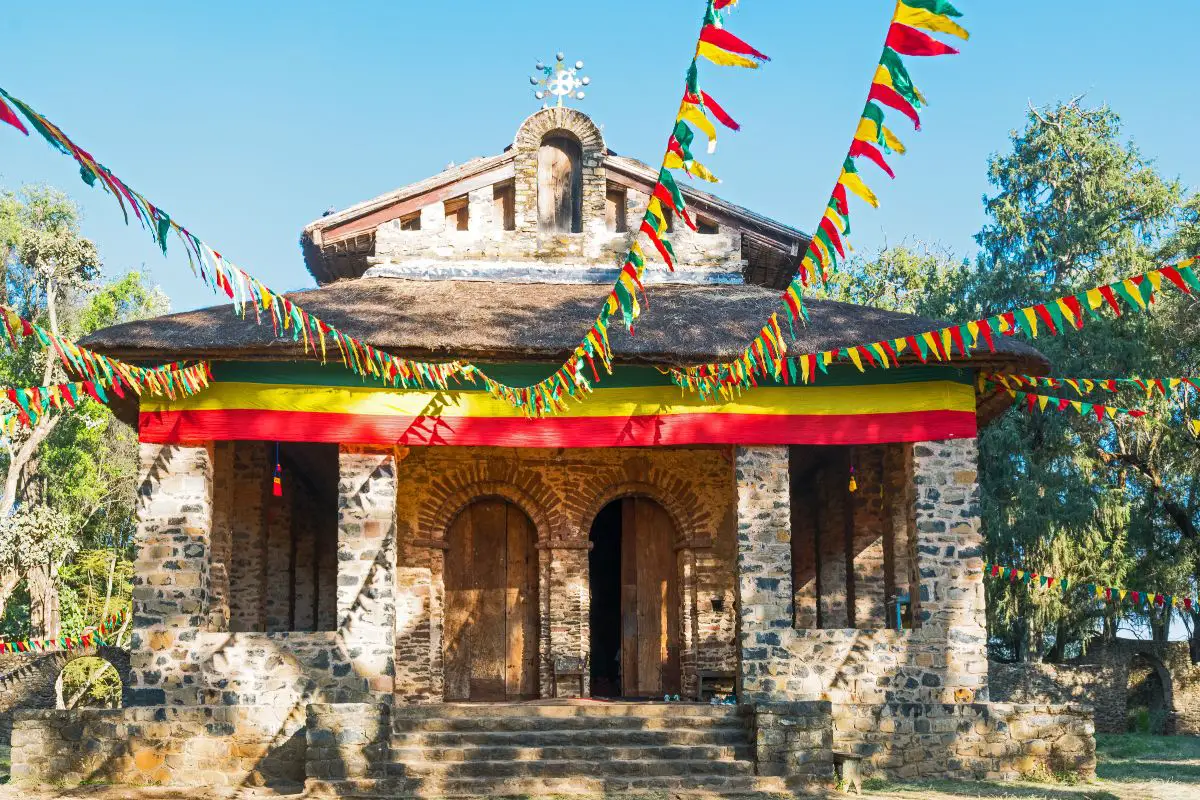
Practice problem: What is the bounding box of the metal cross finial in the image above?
[530,52,590,108]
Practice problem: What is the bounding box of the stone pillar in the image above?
[337,446,397,699]
[912,438,988,701]
[293,490,317,632]
[129,442,212,706]
[734,445,793,703]
[207,441,234,632]
[547,546,587,698]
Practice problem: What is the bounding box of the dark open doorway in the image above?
[589,497,680,698]
[589,501,622,697]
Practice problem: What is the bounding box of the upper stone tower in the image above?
[301,107,809,288]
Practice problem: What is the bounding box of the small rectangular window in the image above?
[698,217,719,235]
[445,196,469,231]
[400,211,421,231]
[493,183,516,231]
[605,187,628,233]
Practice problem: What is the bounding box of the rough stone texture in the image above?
[337,447,397,699]
[990,640,1200,735]
[305,703,389,780]
[264,477,294,633]
[130,442,213,707]
[372,106,744,277]
[0,647,132,747]
[832,702,1096,781]
[9,705,305,788]
[229,441,268,633]
[736,440,989,705]
[752,701,834,782]
[392,445,737,702]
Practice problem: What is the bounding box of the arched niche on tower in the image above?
[512,107,607,236]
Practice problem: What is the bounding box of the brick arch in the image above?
[419,466,561,545]
[513,107,605,156]
[574,469,714,547]
[0,645,132,716]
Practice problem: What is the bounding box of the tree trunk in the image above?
[27,562,59,638]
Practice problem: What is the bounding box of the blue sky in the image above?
[0,2,1195,311]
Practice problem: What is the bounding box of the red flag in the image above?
[699,26,770,61]
[977,319,996,352]
[848,139,895,178]
[818,216,846,258]
[885,23,961,56]
[0,96,28,136]
[867,83,921,129]
[700,91,740,130]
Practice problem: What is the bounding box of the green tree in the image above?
[954,101,1196,660]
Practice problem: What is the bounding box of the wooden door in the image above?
[537,135,583,233]
[620,497,680,697]
[444,499,538,701]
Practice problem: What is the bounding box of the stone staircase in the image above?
[307,701,798,798]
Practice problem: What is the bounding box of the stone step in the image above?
[390,702,745,720]
[307,774,798,799]
[385,758,756,779]
[390,743,755,763]
[392,727,750,747]
[392,714,747,734]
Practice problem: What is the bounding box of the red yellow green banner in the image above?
[139,362,977,448]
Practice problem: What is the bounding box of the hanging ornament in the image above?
[272,443,283,497]
[848,463,858,493]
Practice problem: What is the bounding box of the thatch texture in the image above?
[80,278,1048,373]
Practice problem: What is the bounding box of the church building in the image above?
[22,101,1096,792]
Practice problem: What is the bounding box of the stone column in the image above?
[734,445,794,703]
[265,480,294,633]
[129,442,213,706]
[337,446,397,700]
[912,438,988,701]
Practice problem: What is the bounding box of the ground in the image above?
[0,735,1196,800]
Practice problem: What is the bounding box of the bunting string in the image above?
[670,258,1200,400]
[984,563,1199,616]
[986,373,1200,399]
[993,387,1148,423]
[670,0,969,398]
[0,304,212,403]
[0,609,127,654]
[0,0,769,418]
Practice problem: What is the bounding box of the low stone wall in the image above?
[831,702,1095,781]
[989,661,1119,732]
[9,705,306,788]
[751,701,834,784]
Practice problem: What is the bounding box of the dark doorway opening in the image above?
[588,497,680,698]
[589,501,622,697]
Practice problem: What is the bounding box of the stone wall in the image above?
[833,702,1096,780]
[0,647,132,747]
[735,439,988,706]
[371,106,744,277]
[752,701,834,783]
[989,640,1200,735]
[127,442,397,711]
[10,705,306,788]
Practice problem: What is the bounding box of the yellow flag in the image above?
[871,342,891,367]
[1119,589,1128,601]
[1037,394,1049,412]
[847,347,865,372]
[872,65,926,104]
[1020,307,1040,337]
[1147,270,1163,291]
[1122,279,1148,309]
[665,151,719,183]
[893,338,908,355]
[1071,401,1083,414]
[922,331,942,360]
[678,104,718,153]
[697,41,760,69]
[894,5,970,39]
[1056,299,1077,328]
[1107,406,1118,419]
[800,356,811,384]
[1190,420,1200,437]
[854,118,907,154]
[966,320,981,348]
[839,170,879,208]
[822,351,834,366]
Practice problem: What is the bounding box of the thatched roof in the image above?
[80,278,1048,376]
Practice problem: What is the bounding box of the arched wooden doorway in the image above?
[589,497,680,698]
[444,498,539,701]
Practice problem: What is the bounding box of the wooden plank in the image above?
[634,499,681,697]
[537,136,582,233]
[443,506,473,701]
[620,498,639,696]
[505,504,538,699]
[470,499,508,701]
[605,188,627,233]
